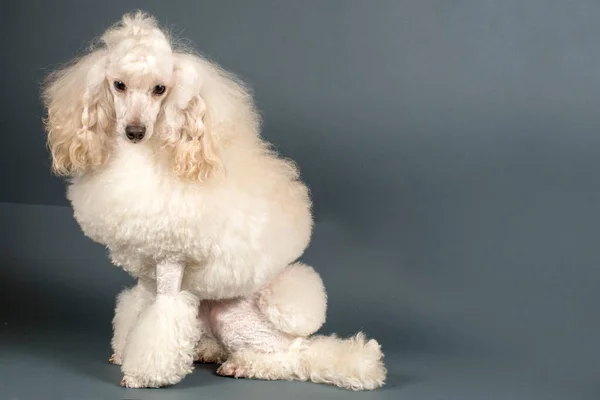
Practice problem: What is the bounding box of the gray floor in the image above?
[0,331,579,400]
[0,202,595,400]
[0,328,584,400]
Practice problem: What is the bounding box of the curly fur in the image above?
[41,11,386,391]
[256,262,327,337]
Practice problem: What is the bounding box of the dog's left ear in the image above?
[159,52,260,182]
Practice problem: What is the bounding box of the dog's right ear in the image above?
[42,49,114,176]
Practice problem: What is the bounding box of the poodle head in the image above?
[102,12,174,145]
[42,11,259,180]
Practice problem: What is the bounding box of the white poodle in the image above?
[41,11,386,390]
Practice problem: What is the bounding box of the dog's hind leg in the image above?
[213,265,386,390]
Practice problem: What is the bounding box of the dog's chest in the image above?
[67,143,210,255]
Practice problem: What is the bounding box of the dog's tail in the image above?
[296,331,387,390]
[219,331,386,391]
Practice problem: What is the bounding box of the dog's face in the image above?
[106,39,174,144]
[43,11,259,180]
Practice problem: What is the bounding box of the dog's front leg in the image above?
[120,260,200,388]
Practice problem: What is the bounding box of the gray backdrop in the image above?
[1,1,599,399]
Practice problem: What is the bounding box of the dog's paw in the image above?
[119,375,173,389]
[216,361,247,379]
[194,338,227,364]
[120,376,132,388]
[195,353,225,364]
[120,375,144,388]
[108,354,122,365]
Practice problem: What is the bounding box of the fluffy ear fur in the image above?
[42,49,114,176]
[158,52,261,182]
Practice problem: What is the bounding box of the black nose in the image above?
[125,125,146,142]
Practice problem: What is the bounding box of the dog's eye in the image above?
[153,85,166,96]
[114,81,127,92]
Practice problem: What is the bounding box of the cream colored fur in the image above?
[41,10,386,390]
[121,292,201,388]
[217,333,386,391]
[256,262,327,337]
[110,279,155,365]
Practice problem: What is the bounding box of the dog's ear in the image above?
[42,49,114,176]
[158,52,260,182]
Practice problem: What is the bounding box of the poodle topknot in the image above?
[41,11,386,391]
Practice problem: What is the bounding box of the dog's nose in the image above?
[125,125,146,142]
